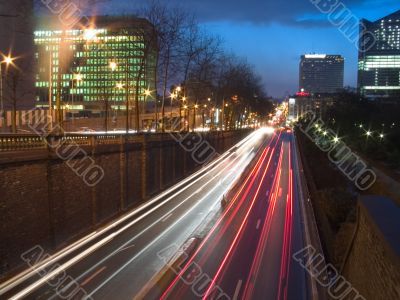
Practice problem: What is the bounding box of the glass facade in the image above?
[34,16,157,111]
[358,10,400,98]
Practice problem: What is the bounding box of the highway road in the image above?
[0,129,273,300]
[160,130,317,300]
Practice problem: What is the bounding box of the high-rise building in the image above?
[0,0,35,109]
[358,10,400,98]
[299,54,344,94]
[34,16,157,113]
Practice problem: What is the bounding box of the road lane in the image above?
[161,131,314,300]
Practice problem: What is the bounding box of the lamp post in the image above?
[193,104,198,131]
[72,73,82,128]
[183,104,188,131]
[0,55,14,131]
[107,59,129,134]
[202,104,207,128]
[170,92,175,119]
[181,96,187,131]
[104,61,118,133]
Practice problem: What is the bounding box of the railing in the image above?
[0,130,251,152]
[0,136,47,151]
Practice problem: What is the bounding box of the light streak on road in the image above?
[2,129,272,300]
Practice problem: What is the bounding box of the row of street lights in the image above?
[167,85,240,131]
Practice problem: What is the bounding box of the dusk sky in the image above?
[94,0,400,98]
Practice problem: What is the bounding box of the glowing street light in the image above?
[144,89,151,97]
[83,28,97,41]
[379,133,385,139]
[4,56,14,65]
[366,131,372,137]
[74,73,83,82]
[109,61,117,71]
[333,137,339,143]
[116,83,124,89]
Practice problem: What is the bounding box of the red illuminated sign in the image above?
[295,91,311,97]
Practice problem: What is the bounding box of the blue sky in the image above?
[96,0,400,97]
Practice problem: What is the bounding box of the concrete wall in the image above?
[0,130,250,277]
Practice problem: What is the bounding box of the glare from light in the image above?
[109,61,117,71]
[3,56,13,65]
[144,89,151,97]
[84,28,97,41]
[74,74,83,81]
[264,127,275,134]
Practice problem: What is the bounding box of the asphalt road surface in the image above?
[160,130,314,300]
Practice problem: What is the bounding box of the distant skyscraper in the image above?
[358,10,400,98]
[299,54,344,94]
[0,0,35,109]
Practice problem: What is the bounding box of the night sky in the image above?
[93,0,400,98]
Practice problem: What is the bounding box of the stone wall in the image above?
[0,130,250,277]
[342,196,400,300]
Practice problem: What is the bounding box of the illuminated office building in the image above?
[34,16,157,112]
[299,54,344,94]
[358,10,400,98]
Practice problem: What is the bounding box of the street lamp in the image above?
[71,73,82,125]
[170,92,177,122]
[144,89,151,97]
[109,61,117,72]
[0,54,15,129]
[83,28,97,41]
